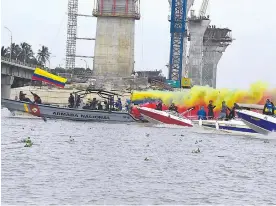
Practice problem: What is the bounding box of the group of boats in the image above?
[1,88,275,137]
[138,105,276,136]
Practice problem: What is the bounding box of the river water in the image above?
[1,109,276,205]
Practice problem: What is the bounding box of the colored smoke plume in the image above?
[131,81,275,117]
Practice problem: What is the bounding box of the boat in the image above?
[137,106,193,127]
[236,109,276,135]
[1,89,144,123]
[194,119,258,135]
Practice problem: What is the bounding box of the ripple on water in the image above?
[1,110,276,205]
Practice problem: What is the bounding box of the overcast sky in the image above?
[1,0,276,89]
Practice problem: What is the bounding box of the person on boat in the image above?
[31,92,41,103]
[79,97,85,109]
[156,101,162,111]
[68,93,74,108]
[207,100,216,119]
[228,103,239,119]
[263,99,275,115]
[31,92,42,104]
[97,101,103,110]
[218,101,230,120]
[76,95,81,108]
[90,98,98,110]
[125,99,130,112]
[197,106,207,120]
[110,96,115,110]
[19,91,31,102]
[103,100,109,111]
[82,103,90,109]
[168,103,178,113]
[115,98,122,111]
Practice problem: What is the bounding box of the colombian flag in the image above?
[32,68,67,88]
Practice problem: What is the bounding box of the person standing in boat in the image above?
[115,98,122,111]
[110,96,115,110]
[97,101,103,110]
[125,99,131,112]
[90,98,98,110]
[197,106,207,120]
[263,99,275,115]
[76,95,81,108]
[68,93,74,108]
[207,100,216,119]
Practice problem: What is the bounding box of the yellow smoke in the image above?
[131,81,274,111]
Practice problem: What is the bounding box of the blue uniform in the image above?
[266,103,273,112]
[264,101,274,115]
[197,109,207,120]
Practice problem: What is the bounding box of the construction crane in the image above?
[199,0,209,17]
[168,0,187,88]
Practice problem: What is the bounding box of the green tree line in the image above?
[1,42,50,67]
[1,42,92,75]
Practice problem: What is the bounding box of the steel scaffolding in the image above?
[65,0,79,70]
[168,0,187,83]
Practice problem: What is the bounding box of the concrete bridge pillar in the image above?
[1,75,14,99]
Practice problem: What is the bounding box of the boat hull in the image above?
[2,99,137,122]
[236,110,276,135]
[194,119,257,135]
[137,107,193,127]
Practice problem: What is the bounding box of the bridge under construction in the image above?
[65,0,233,89]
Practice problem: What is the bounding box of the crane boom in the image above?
[168,0,187,86]
[199,0,209,17]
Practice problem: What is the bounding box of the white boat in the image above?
[236,109,276,135]
[137,107,193,127]
[194,119,258,135]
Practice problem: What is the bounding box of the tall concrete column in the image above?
[212,47,225,88]
[93,0,140,78]
[202,27,232,88]
[182,0,195,77]
[202,45,218,87]
[1,75,14,99]
[187,18,210,85]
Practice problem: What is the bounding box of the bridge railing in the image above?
[1,56,39,69]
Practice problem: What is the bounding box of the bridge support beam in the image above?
[1,75,14,99]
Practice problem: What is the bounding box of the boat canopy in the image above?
[73,88,122,100]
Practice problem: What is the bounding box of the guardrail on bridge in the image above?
[1,56,39,69]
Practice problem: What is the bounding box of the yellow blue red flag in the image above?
[32,68,67,88]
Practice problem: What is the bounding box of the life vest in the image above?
[265,103,273,112]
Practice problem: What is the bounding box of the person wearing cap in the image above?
[19,91,31,102]
[31,92,42,104]
[263,99,274,115]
